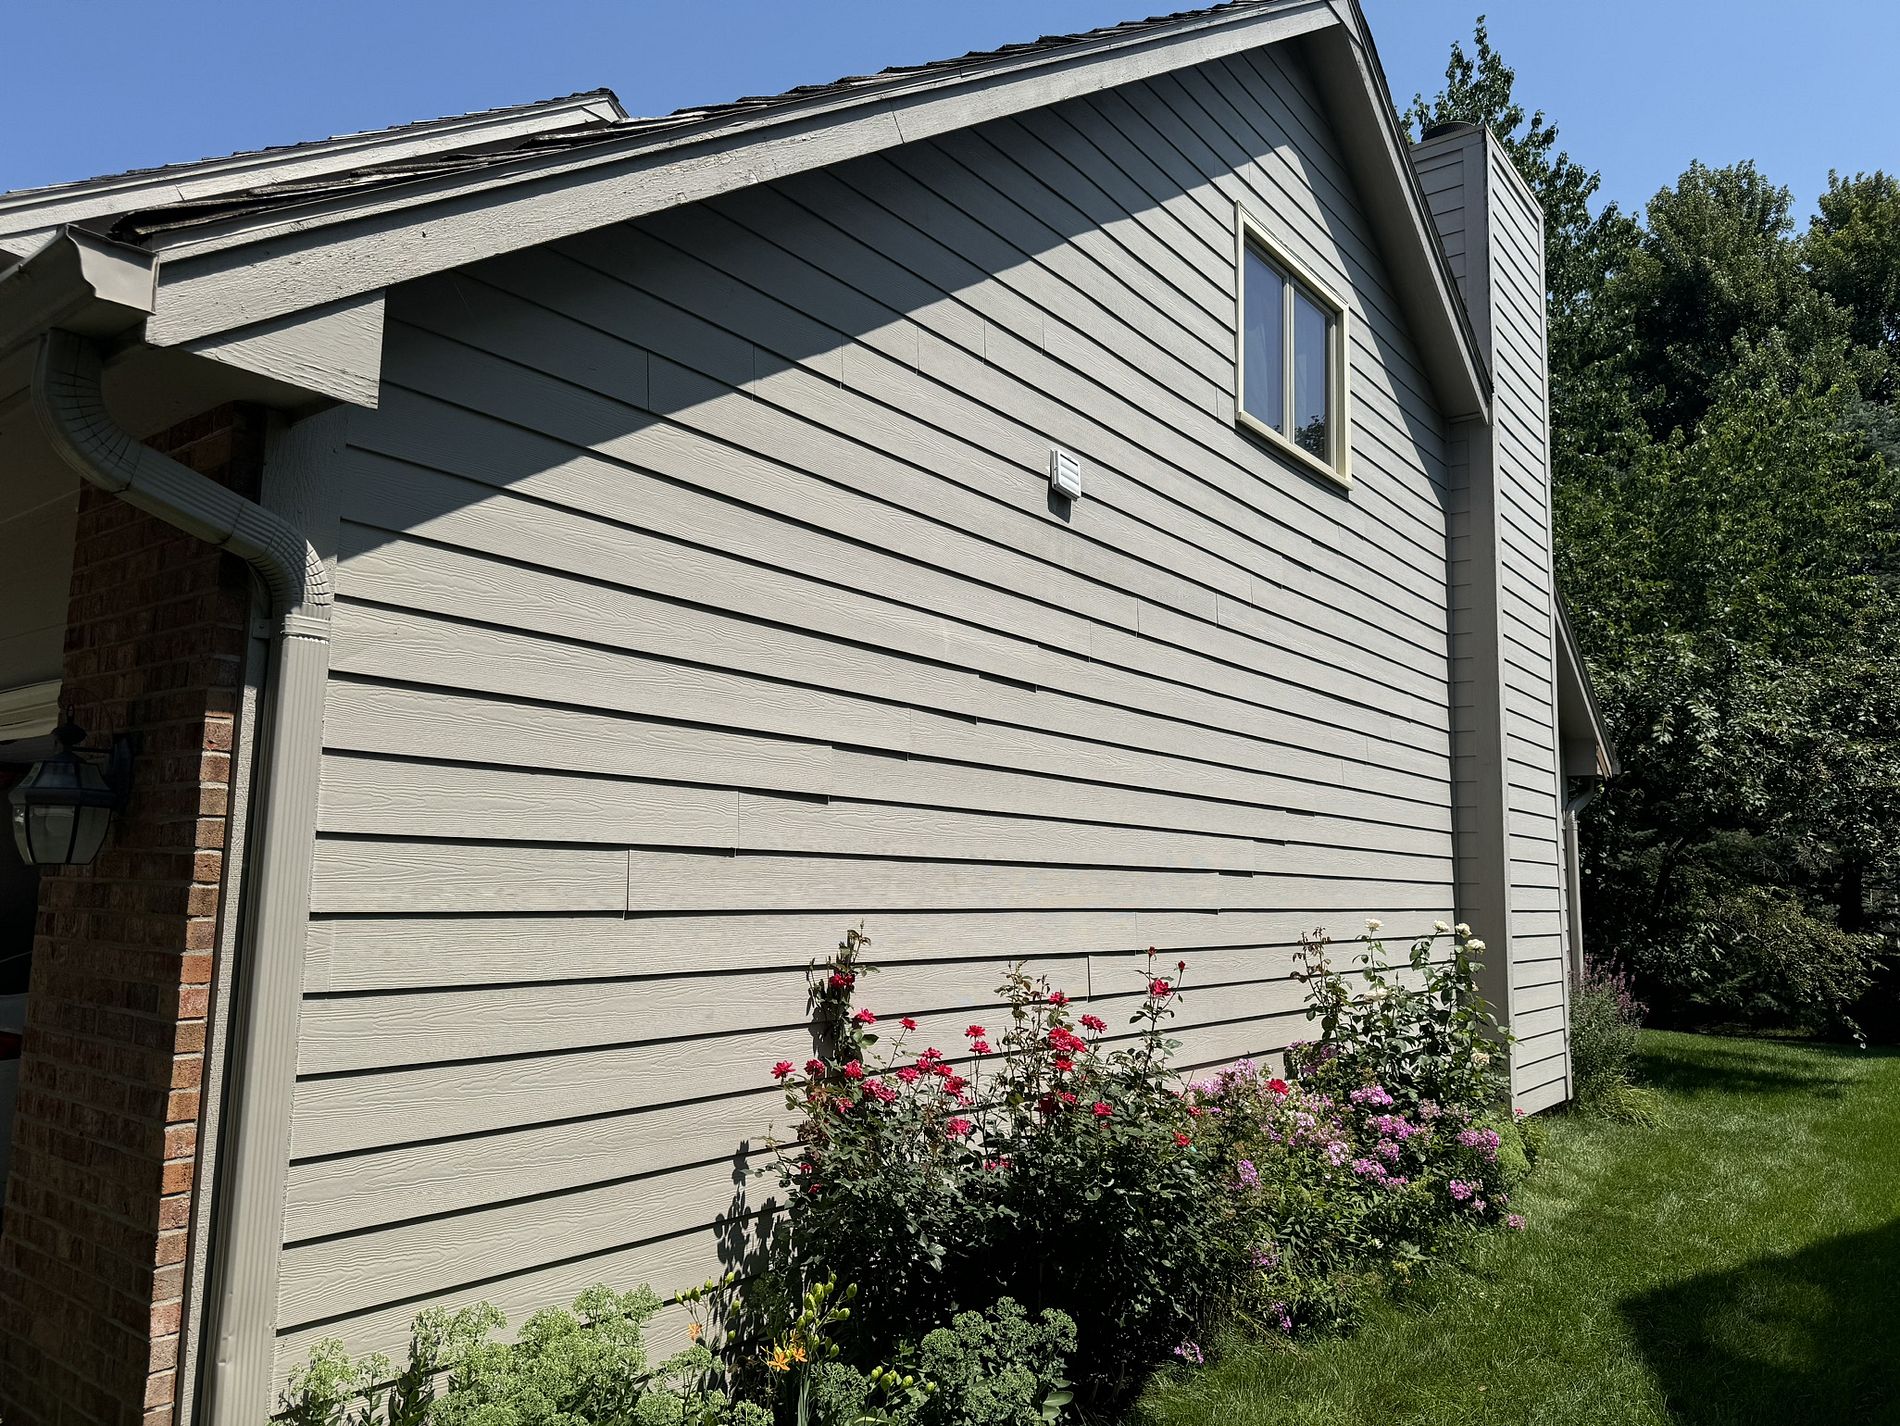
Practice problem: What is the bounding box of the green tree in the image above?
[1414,24,1900,1037]
[1807,170,1900,396]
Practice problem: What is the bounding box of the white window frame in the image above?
[1234,208,1352,487]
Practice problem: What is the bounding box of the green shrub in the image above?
[810,1299,1075,1426]
[1570,956,1656,1120]
[277,1286,767,1426]
[1187,923,1529,1336]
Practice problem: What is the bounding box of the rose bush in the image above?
[281,921,1540,1425]
[772,922,1532,1406]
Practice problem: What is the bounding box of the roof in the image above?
[0,0,1489,424]
[100,3,1289,243]
[1554,593,1620,780]
[0,89,627,262]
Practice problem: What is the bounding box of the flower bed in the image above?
[280,923,1538,1426]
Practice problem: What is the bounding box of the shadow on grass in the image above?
[1621,1217,1900,1424]
[1632,1038,1882,1102]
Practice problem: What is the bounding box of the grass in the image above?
[1133,1032,1900,1426]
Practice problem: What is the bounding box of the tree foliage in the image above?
[1414,22,1900,1038]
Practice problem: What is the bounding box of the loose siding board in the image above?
[282,50,1464,1369]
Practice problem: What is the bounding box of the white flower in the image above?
[1434,920,1450,934]
[1365,918,1383,933]
[1455,922,1472,937]
[1471,1050,1491,1068]
[1467,938,1486,954]
[1367,986,1390,1001]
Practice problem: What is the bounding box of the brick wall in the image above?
[0,407,264,1426]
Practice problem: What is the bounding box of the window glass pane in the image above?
[1242,248,1284,433]
[1292,285,1331,461]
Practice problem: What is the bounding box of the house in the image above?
[0,4,1616,1424]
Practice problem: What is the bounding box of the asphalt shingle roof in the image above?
[101,1,1257,242]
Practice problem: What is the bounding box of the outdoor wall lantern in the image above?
[8,719,134,867]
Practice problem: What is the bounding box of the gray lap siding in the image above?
[282,50,1457,1368]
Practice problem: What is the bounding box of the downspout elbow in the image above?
[33,327,332,624]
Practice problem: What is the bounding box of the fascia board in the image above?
[0,92,627,261]
[140,0,1339,346]
[1323,1,1491,421]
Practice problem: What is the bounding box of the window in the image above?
[1235,211,1350,484]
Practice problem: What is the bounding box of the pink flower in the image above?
[1047,991,1070,1006]
[1237,1159,1260,1187]
[971,1040,991,1055]
[1091,1101,1113,1119]
[945,1117,974,1138]
[1507,1213,1527,1231]
[965,1025,987,1039]
[1053,1055,1075,1074]
[1080,1014,1107,1033]
[897,1066,922,1084]
[864,1078,898,1104]
[771,1060,795,1080]
[842,1060,865,1081]
[852,1008,878,1025]
[1447,1178,1477,1202]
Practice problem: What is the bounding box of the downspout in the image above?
[33,327,333,1426]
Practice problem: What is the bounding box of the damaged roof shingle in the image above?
[102,1,1266,243]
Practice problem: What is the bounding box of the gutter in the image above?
[33,327,333,1426]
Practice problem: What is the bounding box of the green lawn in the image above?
[1134,1032,1900,1426]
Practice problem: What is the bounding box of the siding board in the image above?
[280,45,1482,1370]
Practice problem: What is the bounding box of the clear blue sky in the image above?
[2,2,1892,224]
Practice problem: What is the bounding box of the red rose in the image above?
[1080,1014,1107,1033]
[1173,1131,1191,1148]
[1267,1077,1291,1095]
[828,972,855,990]
[771,1060,795,1081]
[900,1017,918,1031]
[1053,1056,1075,1073]
[965,1025,987,1039]
[972,1039,991,1055]
[1148,978,1172,998]
[1048,991,1070,1006]
[1091,1101,1113,1119]
[1176,959,1187,973]
[804,1058,826,1075]
[945,1117,974,1138]
[852,1008,877,1025]
[842,1060,865,1081]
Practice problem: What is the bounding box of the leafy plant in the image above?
[1569,956,1658,1122]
